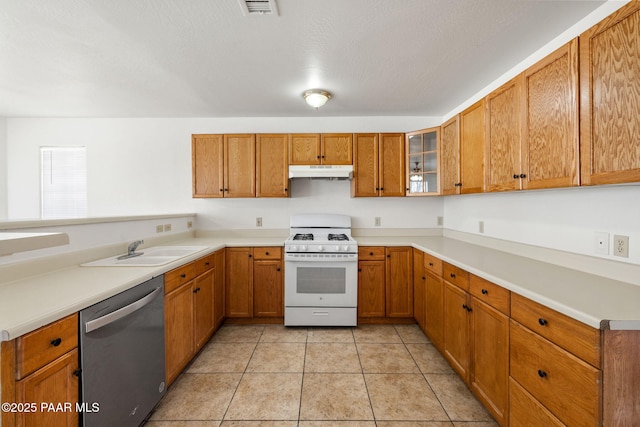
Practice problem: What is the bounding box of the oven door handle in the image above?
[84,287,162,333]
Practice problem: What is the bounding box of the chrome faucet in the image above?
[117,240,144,260]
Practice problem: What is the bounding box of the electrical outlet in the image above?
[594,232,609,255]
[164,224,172,232]
[437,216,443,226]
[187,221,193,229]
[478,221,485,234]
[256,217,263,227]
[613,235,629,258]
[375,217,381,227]
[156,225,164,233]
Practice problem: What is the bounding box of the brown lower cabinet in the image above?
[165,249,224,386]
[226,247,283,319]
[357,246,413,321]
[1,313,80,427]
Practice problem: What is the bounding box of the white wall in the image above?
[0,117,7,218]
[6,116,443,230]
[444,185,640,265]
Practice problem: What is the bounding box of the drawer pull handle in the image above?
[277,268,281,271]
[422,276,426,281]
[73,369,82,377]
[369,252,374,256]
[481,289,488,295]
[429,262,434,267]
[265,252,269,255]
[538,318,548,326]
[51,338,62,347]
[180,274,186,278]
[205,262,210,266]
[538,369,547,378]
[450,273,456,278]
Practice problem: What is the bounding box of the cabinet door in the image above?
[580,2,640,185]
[256,134,289,197]
[192,134,224,198]
[413,249,426,331]
[352,133,379,197]
[224,134,256,197]
[253,260,283,317]
[441,116,461,195]
[321,133,353,165]
[385,247,413,317]
[225,248,253,317]
[165,282,195,386]
[485,76,522,192]
[15,349,79,427]
[213,249,225,329]
[357,260,386,317]
[289,134,321,165]
[425,271,444,350]
[460,100,485,194]
[406,128,440,195]
[524,39,579,190]
[379,133,406,197]
[471,298,509,427]
[194,270,215,351]
[443,281,471,382]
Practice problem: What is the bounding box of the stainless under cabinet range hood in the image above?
[288,165,353,180]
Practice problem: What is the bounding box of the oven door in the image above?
[285,258,357,307]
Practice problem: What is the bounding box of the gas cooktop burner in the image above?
[328,233,349,241]
[293,233,314,241]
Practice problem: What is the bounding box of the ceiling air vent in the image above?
[238,0,279,16]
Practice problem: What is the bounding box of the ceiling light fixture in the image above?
[303,89,332,109]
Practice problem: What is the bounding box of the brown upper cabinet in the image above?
[523,39,579,190]
[580,2,640,185]
[352,133,405,197]
[406,127,440,196]
[192,134,255,198]
[485,75,523,192]
[441,115,461,195]
[256,134,289,197]
[460,100,485,194]
[289,133,353,165]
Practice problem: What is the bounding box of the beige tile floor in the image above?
[146,324,498,427]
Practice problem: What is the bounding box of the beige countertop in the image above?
[1,234,638,341]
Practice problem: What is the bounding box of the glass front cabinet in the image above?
[406,127,440,195]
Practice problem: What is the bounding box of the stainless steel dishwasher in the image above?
[79,275,166,427]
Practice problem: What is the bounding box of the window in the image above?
[40,147,87,218]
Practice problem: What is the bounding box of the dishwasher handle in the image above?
[85,286,163,333]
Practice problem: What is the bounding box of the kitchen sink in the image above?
[81,245,209,267]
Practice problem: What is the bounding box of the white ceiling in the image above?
[0,0,606,118]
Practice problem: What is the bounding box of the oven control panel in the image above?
[286,244,357,254]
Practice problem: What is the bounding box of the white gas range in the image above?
[284,214,358,326]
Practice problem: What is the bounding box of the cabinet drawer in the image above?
[194,253,216,276]
[469,274,510,315]
[423,253,442,276]
[358,246,385,260]
[510,321,601,427]
[165,262,196,294]
[16,313,78,379]
[253,247,282,260]
[443,262,469,290]
[509,378,565,427]
[511,293,600,368]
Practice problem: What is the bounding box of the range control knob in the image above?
[301,245,308,251]
[335,245,341,251]
[343,245,350,251]
[289,245,298,251]
[318,246,324,251]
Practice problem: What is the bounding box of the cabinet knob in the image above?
[51,338,62,347]
[380,187,384,191]
[284,188,288,192]
[322,155,325,159]
[462,304,468,310]
[73,369,82,377]
[375,187,380,191]
[205,262,210,266]
[181,274,186,278]
[538,318,548,326]
[406,188,410,191]
[520,173,527,179]
[429,262,434,267]
[358,268,362,272]
[513,174,519,179]
[224,188,229,192]
[219,188,223,192]
[450,273,456,278]
[265,251,269,255]
[317,155,321,159]
[277,268,281,271]
[467,306,473,312]
[454,182,462,187]
[422,276,426,280]
[248,254,252,258]
[538,369,547,378]
[369,252,374,256]
[481,289,488,295]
